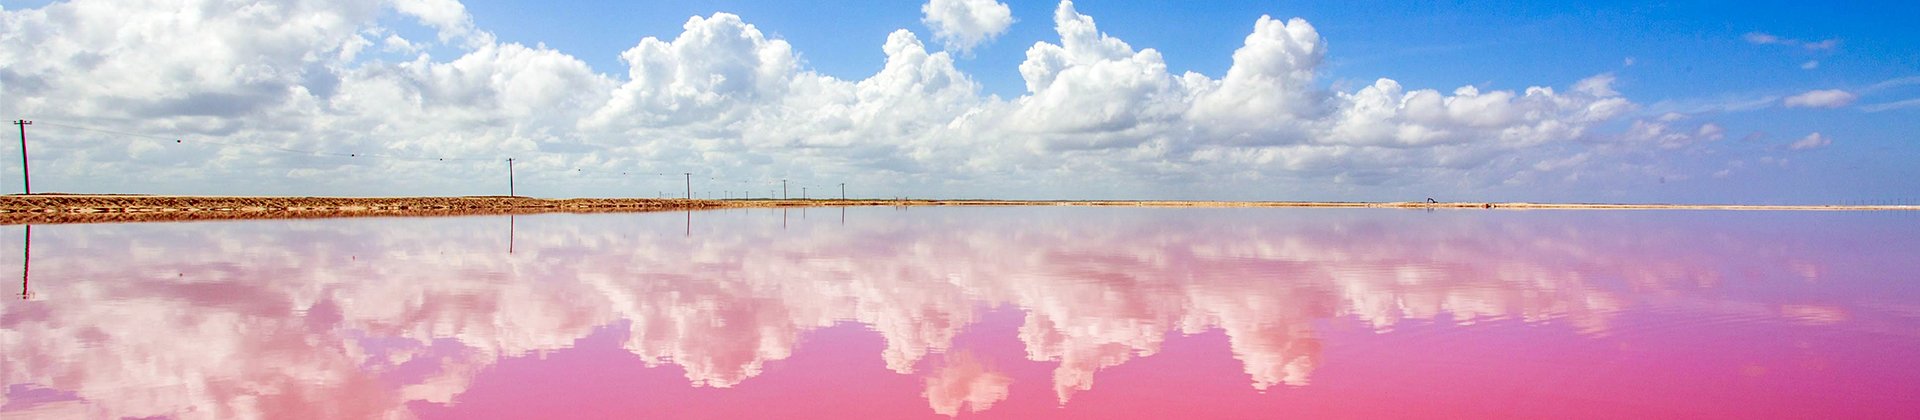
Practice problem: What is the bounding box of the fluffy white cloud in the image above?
[1187,15,1328,143]
[0,0,379,120]
[1782,89,1858,108]
[1007,1,1189,144]
[0,0,1712,200]
[921,0,1014,53]
[584,13,797,132]
[391,0,476,42]
[1790,132,1831,150]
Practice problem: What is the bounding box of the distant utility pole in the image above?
[684,173,692,199]
[12,120,30,195]
[840,183,845,200]
[802,187,807,200]
[782,179,788,200]
[506,158,515,197]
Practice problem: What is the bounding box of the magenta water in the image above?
[3,208,1917,418]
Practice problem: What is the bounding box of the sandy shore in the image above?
[1,194,1914,225]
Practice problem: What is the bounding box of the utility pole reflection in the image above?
[19,225,30,300]
[508,215,516,254]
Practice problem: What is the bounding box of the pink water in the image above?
[3,208,1918,418]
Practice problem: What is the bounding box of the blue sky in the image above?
[455,1,1919,100]
[0,0,1915,203]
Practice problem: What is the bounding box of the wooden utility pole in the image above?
[12,120,30,195]
[840,183,845,200]
[506,158,516,197]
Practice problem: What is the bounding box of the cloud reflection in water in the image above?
[1,208,1914,418]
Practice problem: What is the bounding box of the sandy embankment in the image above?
[1,194,1914,225]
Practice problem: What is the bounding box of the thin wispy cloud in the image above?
[1782,90,1858,108]
[1789,132,1831,150]
[1646,95,1779,115]
[1851,76,1920,112]
[1862,76,1920,93]
[1744,32,1840,51]
[1860,98,1920,113]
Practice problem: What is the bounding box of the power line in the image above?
[49,121,507,162]
[22,119,853,198]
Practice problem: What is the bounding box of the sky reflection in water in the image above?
[3,208,1918,418]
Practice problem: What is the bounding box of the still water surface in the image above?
[2,207,1918,418]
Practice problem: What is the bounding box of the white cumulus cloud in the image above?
[586,13,798,130]
[921,0,1014,53]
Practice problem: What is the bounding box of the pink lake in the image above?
[3,207,1919,418]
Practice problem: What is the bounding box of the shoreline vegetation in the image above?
[2,194,1915,225]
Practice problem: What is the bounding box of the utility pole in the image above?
[803,187,807,200]
[684,173,692,199]
[782,179,788,200]
[506,158,515,197]
[12,120,30,195]
[840,183,845,200]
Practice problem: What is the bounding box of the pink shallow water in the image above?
[2,207,1919,419]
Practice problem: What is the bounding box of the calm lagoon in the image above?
[3,207,1918,418]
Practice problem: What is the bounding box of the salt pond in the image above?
[3,207,1918,418]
